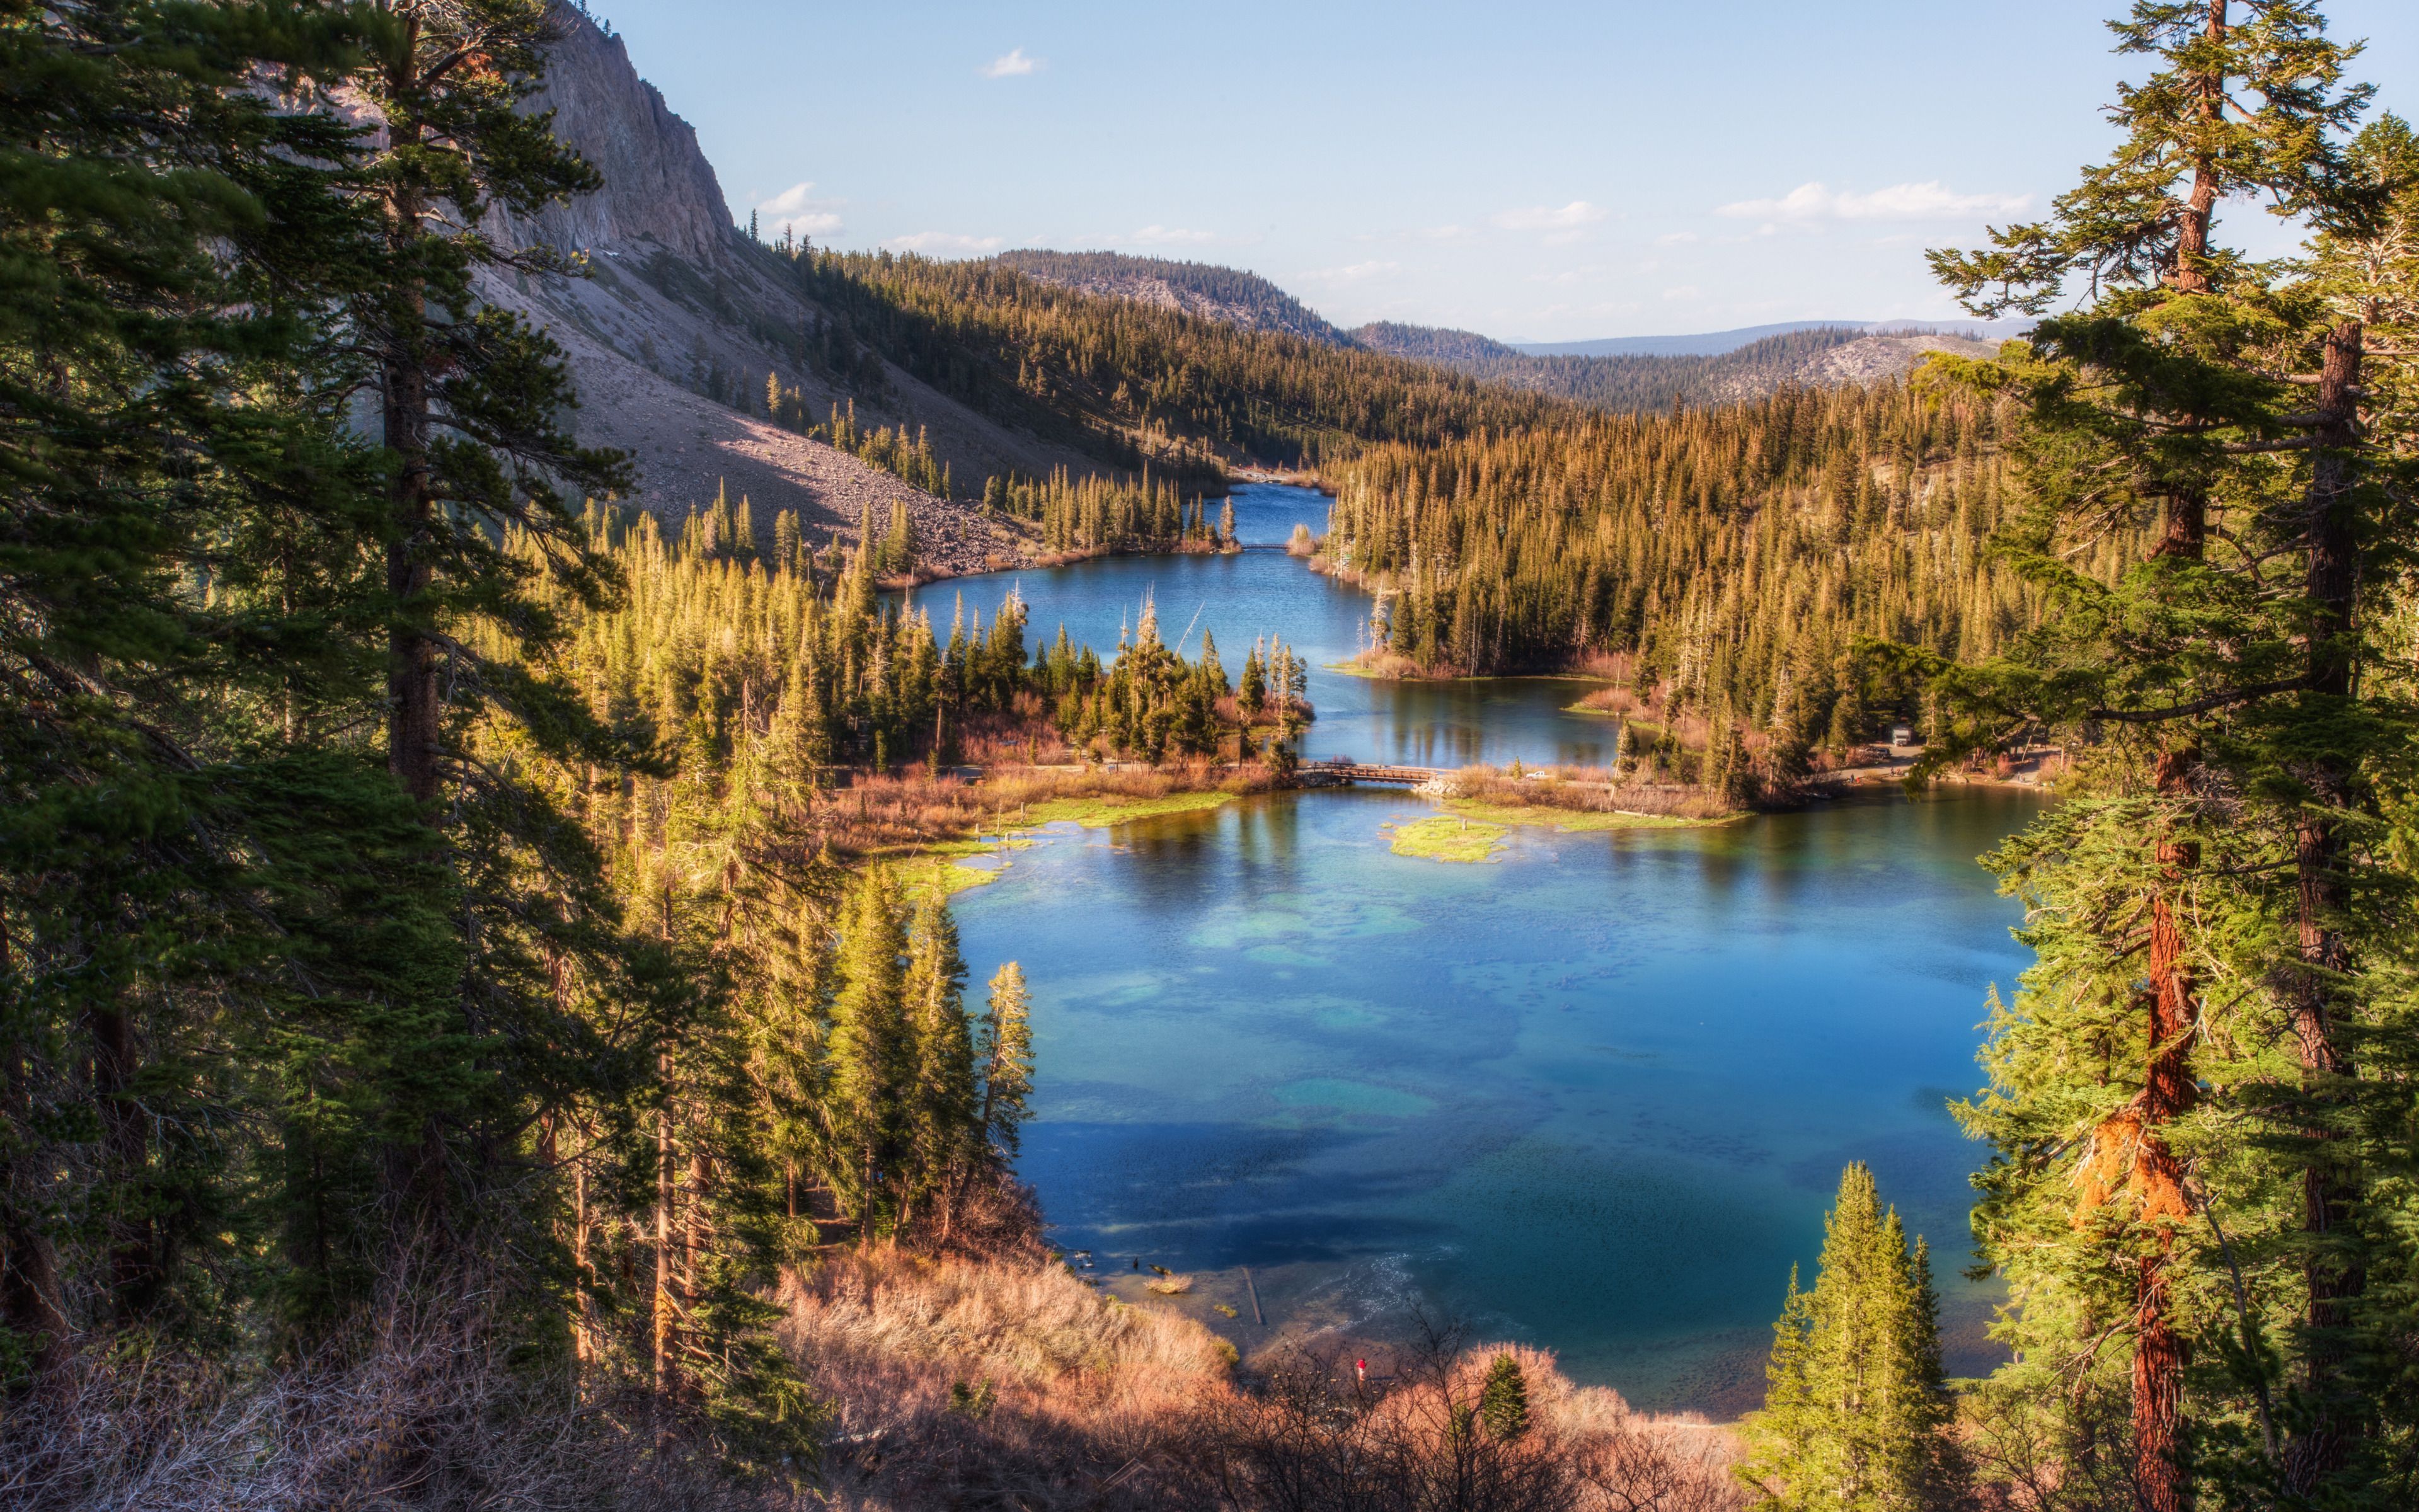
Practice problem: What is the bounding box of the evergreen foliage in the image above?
[519,501,1302,774]
[994,248,1352,345]
[1479,1352,1531,1440]
[1740,1166,1951,1512]
[0,3,1046,1477]
[1892,4,2419,1508]
[1321,381,2108,779]
[762,241,1571,477]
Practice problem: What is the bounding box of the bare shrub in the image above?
[1452,764,1731,820]
[0,1280,699,1512]
[1196,1320,1744,1512]
[778,1247,1231,1509]
[6,1252,1744,1512]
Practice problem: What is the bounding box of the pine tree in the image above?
[826,874,909,1231]
[901,891,977,1226]
[1915,7,2399,1506]
[977,963,1034,1161]
[1740,1164,1949,1512]
[1480,1353,1531,1440]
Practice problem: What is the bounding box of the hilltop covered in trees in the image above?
[1320,379,2116,792]
[994,249,1353,346]
[765,243,1571,479]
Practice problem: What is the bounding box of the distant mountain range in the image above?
[993,251,2011,412]
[1348,322,1993,411]
[1514,319,2028,358]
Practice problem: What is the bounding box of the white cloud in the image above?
[756,182,844,238]
[883,231,1005,255]
[981,47,1039,78]
[1655,231,1700,246]
[1303,260,1400,284]
[1130,224,1216,246]
[1419,223,1475,242]
[1662,284,1702,302]
[1493,200,1609,232]
[1715,181,2031,222]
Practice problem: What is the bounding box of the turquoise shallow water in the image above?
[917,484,2040,1414]
[953,786,2040,1415]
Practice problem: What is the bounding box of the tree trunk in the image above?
[2128,14,2222,1501]
[2169,1,2226,297]
[1,973,67,1383]
[381,44,439,810]
[653,1051,676,1433]
[89,1004,156,1323]
[2135,454,2207,1509]
[573,1147,593,1368]
[2283,318,2365,1494]
[2135,753,2200,1512]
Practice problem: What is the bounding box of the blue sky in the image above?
[589,0,2418,342]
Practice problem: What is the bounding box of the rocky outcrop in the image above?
[484,9,736,265]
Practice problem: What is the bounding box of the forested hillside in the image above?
[994,249,1352,345]
[1352,321,1997,414]
[1322,379,2110,791]
[770,244,1570,476]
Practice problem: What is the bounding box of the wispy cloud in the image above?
[1130,224,1216,246]
[756,182,843,238]
[1302,260,1400,284]
[883,231,1004,255]
[1655,231,1700,246]
[1715,181,2031,222]
[1662,284,1702,302]
[981,47,1039,78]
[1493,200,1609,232]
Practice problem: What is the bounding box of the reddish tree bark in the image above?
[2282,319,2365,1494]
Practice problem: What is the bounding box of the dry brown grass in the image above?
[778,1247,1232,1509]
[807,755,1282,859]
[779,1248,1744,1512]
[0,1278,760,1512]
[8,1250,1746,1512]
[1449,764,1733,821]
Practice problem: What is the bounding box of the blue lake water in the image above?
[924,485,2040,1415]
[911,484,1624,769]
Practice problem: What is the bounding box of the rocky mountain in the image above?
[1514,318,2025,358]
[470,6,1095,575]
[989,251,1999,413]
[1353,323,1997,414]
[481,11,2004,558]
[992,250,1350,345]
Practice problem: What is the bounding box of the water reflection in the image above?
[957,788,2043,1416]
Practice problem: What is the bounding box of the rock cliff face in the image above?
[473,6,1077,577]
[489,14,736,265]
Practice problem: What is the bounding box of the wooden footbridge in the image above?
[1296,758,1447,788]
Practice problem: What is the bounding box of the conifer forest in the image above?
[4,1,2419,1510]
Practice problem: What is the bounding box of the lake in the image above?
[929,486,2039,1416]
[910,483,1626,770]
